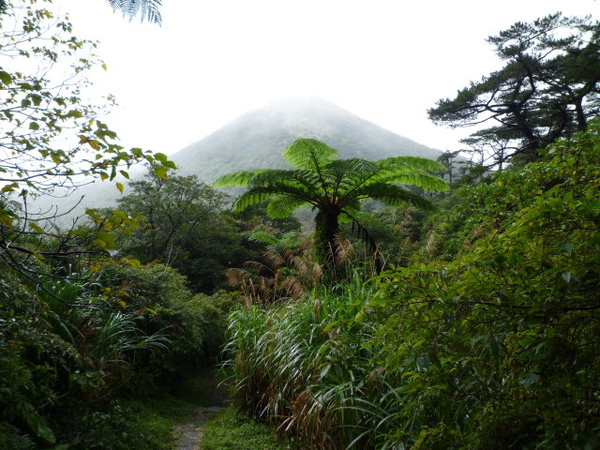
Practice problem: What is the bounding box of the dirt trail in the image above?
[173,405,224,450]
[172,365,229,450]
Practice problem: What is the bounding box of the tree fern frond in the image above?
[245,228,281,246]
[234,170,323,201]
[214,170,264,188]
[283,138,339,171]
[327,158,378,175]
[266,195,309,219]
[232,189,276,211]
[245,169,293,185]
[376,156,446,172]
[339,200,362,215]
[249,171,314,194]
[291,170,325,191]
[369,168,449,192]
[354,183,436,210]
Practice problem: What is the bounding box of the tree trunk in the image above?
[314,209,341,278]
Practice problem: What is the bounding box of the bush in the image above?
[91,260,241,376]
[368,124,600,448]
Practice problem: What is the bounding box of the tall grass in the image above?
[225,272,475,449]
[225,273,391,449]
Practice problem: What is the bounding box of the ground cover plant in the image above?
[201,407,296,450]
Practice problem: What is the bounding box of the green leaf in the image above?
[1,182,19,193]
[153,165,168,179]
[94,231,117,249]
[29,222,44,233]
[22,405,56,444]
[522,372,540,389]
[214,170,261,188]
[0,70,12,85]
[30,94,42,106]
[283,138,339,171]
[0,210,14,228]
[154,152,168,163]
[111,209,129,219]
[85,209,102,222]
[67,109,83,118]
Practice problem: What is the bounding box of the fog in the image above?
[58,0,598,155]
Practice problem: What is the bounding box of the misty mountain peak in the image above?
[172,97,442,182]
[32,97,443,219]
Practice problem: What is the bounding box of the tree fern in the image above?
[214,138,448,277]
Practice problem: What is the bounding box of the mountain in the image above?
[33,97,443,220]
[171,97,442,182]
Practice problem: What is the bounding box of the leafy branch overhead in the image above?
[0,2,175,204]
[0,0,175,281]
[428,13,600,165]
[107,0,163,24]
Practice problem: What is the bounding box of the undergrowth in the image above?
[223,125,600,449]
[121,395,196,450]
[201,407,296,450]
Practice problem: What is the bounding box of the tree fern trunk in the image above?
[314,209,342,281]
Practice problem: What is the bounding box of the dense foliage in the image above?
[114,171,256,293]
[0,254,241,447]
[0,0,175,283]
[0,1,238,447]
[225,122,600,448]
[2,3,598,448]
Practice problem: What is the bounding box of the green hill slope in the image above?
[171,97,441,182]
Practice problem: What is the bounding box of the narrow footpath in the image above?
[172,365,228,450]
[173,405,224,450]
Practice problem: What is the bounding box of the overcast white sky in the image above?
[59,0,598,156]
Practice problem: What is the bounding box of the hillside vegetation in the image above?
[1,3,598,449]
[225,124,600,448]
